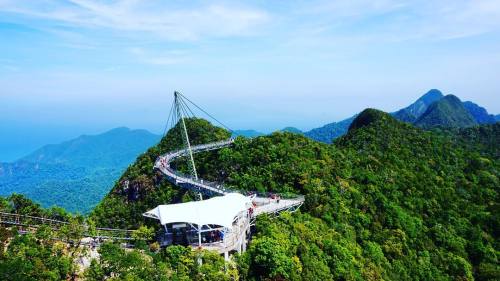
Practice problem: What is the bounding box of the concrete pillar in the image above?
[242,232,247,252]
[198,225,202,247]
[224,251,229,261]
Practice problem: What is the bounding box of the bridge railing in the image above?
[166,168,233,193]
[155,138,236,194]
[0,212,137,240]
[0,212,68,228]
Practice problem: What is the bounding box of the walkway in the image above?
[154,139,305,216]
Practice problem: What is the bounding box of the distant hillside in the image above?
[303,89,445,143]
[392,89,444,122]
[281,127,303,134]
[304,89,497,143]
[20,127,159,168]
[304,115,356,143]
[0,127,161,213]
[462,101,497,124]
[231,129,265,138]
[414,95,476,128]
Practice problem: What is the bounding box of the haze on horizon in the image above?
[1,0,500,161]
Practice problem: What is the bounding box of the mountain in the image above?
[414,95,477,128]
[304,115,357,143]
[393,89,444,122]
[90,114,498,280]
[281,127,303,134]
[463,101,497,124]
[20,127,160,168]
[302,89,445,144]
[496,114,500,122]
[304,89,497,143]
[0,127,161,213]
[231,129,265,138]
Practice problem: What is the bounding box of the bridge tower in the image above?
[163,91,233,199]
[173,91,198,180]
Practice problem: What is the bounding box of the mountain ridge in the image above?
[414,94,477,128]
[304,89,497,143]
[0,127,161,213]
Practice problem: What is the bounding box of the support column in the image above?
[198,224,202,247]
[242,232,247,252]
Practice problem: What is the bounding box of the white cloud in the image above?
[298,0,500,41]
[0,0,271,41]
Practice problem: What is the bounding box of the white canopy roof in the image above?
[143,193,251,228]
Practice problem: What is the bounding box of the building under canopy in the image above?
[144,193,253,259]
[143,193,251,228]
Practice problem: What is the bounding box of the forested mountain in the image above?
[304,89,497,143]
[281,127,303,134]
[89,112,499,280]
[414,95,477,128]
[393,89,444,122]
[304,115,357,143]
[20,127,160,168]
[231,129,265,138]
[462,101,497,124]
[303,89,445,143]
[0,127,161,213]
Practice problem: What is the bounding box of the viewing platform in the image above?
[143,192,303,259]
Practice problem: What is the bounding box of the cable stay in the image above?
[155,91,304,208]
[162,91,235,199]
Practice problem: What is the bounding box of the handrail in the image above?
[0,211,136,240]
[155,139,236,195]
[154,138,305,210]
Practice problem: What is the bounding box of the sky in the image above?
[1,0,500,161]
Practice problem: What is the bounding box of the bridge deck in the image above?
[155,139,304,218]
[253,197,304,217]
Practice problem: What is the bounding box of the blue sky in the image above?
[1,0,500,161]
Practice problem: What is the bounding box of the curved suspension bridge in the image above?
[154,139,304,215]
[0,91,304,251]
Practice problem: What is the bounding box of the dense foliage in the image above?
[85,243,238,280]
[414,95,477,128]
[434,123,500,160]
[0,193,72,220]
[0,229,73,281]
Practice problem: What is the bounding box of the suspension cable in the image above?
[176,92,233,132]
[163,98,176,136]
[179,96,196,118]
